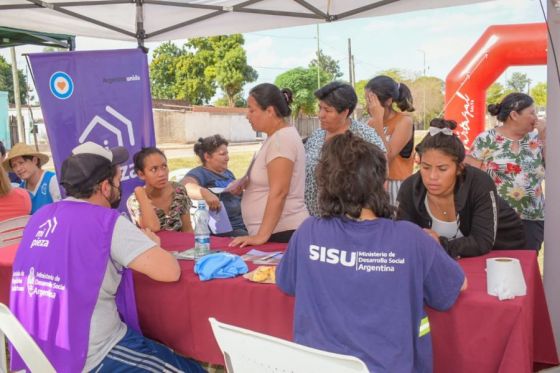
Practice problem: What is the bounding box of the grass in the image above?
[168,152,255,178]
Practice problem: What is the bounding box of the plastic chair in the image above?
[0,216,29,248]
[0,303,55,373]
[209,317,369,373]
[168,168,191,183]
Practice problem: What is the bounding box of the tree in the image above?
[530,82,547,107]
[212,35,258,106]
[487,82,506,106]
[149,35,257,105]
[506,72,531,93]
[309,49,342,82]
[409,76,444,129]
[213,93,247,107]
[0,56,28,105]
[150,42,183,100]
[275,67,330,117]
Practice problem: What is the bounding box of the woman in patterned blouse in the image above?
[127,147,193,232]
[304,82,385,216]
[466,93,546,250]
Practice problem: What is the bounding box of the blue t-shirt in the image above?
[20,170,56,214]
[185,166,246,231]
[276,216,465,373]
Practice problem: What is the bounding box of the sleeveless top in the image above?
[385,112,415,181]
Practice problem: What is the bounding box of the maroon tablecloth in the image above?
[134,232,559,373]
[0,232,557,372]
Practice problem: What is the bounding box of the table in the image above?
[134,231,559,373]
[0,232,557,372]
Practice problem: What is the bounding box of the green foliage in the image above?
[213,35,258,106]
[506,72,531,93]
[309,49,342,82]
[409,76,444,128]
[213,93,247,107]
[275,66,330,117]
[354,79,367,114]
[150,42,183,99]
[149,35,257,106]
[530,82,547,107]
[487,82,506,106]
[375,68,409,82]
[0,55,28,105]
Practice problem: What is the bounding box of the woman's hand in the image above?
[226,176,248,196]
[200,188,221,211]
[229,234,269,248]
[366,92,385,135]
[134,186,149,200]
[535,119,546,140]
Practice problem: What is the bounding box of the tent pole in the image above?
[9,47,25,144]
[544,0,560,356]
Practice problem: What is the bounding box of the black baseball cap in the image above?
[61,142,128,189]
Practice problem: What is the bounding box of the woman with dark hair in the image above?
[466,93,545,250]
[127,147,193,232]
[277,132,466,373]
[304,81,385,216]
[229,83,308,247]
[365,75,415,205]
[397,119,526,258]
[182,135,248,237]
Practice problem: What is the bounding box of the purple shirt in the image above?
[10,201,120,373]
[277,216,465,373]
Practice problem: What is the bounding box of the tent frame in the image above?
[0,0,400,47]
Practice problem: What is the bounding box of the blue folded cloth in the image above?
[194,252,248,281]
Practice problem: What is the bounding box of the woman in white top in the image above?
[230,83,308,247]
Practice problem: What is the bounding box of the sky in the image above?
[0,0,550,101]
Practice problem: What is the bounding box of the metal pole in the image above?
[10,47,25,144]
[348,38,352,85]
[418,49,427,129]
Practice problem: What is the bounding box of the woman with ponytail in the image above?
[277,131,466,372]
[397,119,526,258]
[230,83,309,247]
[466,93,545,251]
[182,134,248,237]
[365,75,415,205]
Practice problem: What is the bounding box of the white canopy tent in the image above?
[1,0,489,46]
[1,0,559,354]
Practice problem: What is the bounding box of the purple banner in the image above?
[28,48,155,212]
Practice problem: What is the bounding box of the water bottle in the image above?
[194,202,211,259]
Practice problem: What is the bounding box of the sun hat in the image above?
[2,143,50,171]
[60,142,129,189]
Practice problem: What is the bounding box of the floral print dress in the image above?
[127,181,193,231]
[469,128,544,221]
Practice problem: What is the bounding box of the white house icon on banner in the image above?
[79,105,135,147]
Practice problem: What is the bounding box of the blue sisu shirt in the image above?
[277,216,465,373]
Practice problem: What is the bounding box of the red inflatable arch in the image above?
[444,23,547,147]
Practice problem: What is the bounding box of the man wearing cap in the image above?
[9,142,205,373]
[2,142,61,213]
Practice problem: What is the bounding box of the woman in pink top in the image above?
[230,83,309,247]
[0,166,31,221]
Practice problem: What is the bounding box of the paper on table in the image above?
[208,201,232,234]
